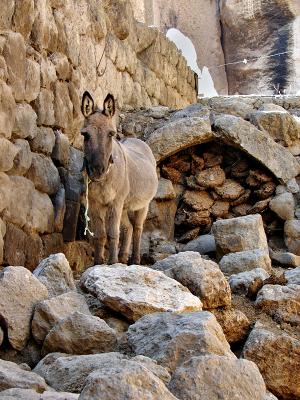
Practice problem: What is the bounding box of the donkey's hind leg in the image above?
[131,205,149,265]
[119,210,133,265]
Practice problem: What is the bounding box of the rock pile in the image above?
[0,243,300,399]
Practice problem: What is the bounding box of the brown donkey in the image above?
[81,91,158,265]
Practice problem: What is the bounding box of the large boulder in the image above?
[33,253,76,297]
[249,104,300,147]
[34,352,169,393]
[32,291,91,344]
[219,249,272,275]
[120,311,234,372]
[212,214,269,258]
[146,110,213,162]
[243,324,300,399]
[212,114,300,183]
[42,312,118,355]
[0,266,48,350]
[0,359,47,392]
[152,252,231,309]
[255,284,300,325]
[80,264,202,321]
[79,360,177,400]
[168,355,266,400]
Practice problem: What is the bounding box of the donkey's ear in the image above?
[81,91,95,117]
[103,93,115,117]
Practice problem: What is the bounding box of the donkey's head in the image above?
[81,91,116,181]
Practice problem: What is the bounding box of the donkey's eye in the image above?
[81,131,90,141]
[109,131,116,137]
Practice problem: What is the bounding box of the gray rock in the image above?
[8,138,32,176]
[0,388,79,399]
[42,311,117,356]
[33,253,76,297]
[153,252,231,309]
[120,311,234,372]
[213,214,268,258]
[29,127,56,155]
[52,130,70,167]
[264,392,278,400]
[229,268,270,295]
[269,193,295,220]
[26,153,60,195]
[0,359,47,392]
[255,284,300,325]
[287,178,299,194]
[34,352,169,393]
[32,291,91,344]
[243,323,300,399]
[0,266,48,350]
[80,264,202,321]
[146,111,213,162]
[79,360,177,400]
[154,178,176,201]
[284,219,300,255]
[285,267,300,285]
[212,114,300,183]
[168,355,266,400]
[183,234,216,254]
[211,309,250,343]
[270,249,300,267]
[219,249,272,275]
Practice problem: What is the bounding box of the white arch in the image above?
[166,27,218,97]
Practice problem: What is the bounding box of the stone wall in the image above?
[0,0,196,271]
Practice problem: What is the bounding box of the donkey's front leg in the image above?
[94,208,107,265]
[107,202,123,264]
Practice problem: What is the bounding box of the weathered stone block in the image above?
[52,130,70,167]
[25,58,40,102]
[0,137,18,172]
[212,214,268,258]
[0,80,16,139]
[0,0,15,29]
[50,52,70,80]
[26,153,60,195]
[3,31,26,101]
[53,80,73,130]
[29,127,56,155]
[12,103,37,139]
[40,57,57,89]
[12,0,35,39]
[8,138,32,176]
[3,176,54,234]
[220,249,272,275]
[33,88,55,126]
[4,222,43,270]
[284,219,300,255]
[0,266,48,350]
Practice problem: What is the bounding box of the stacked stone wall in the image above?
[0,0,196,271]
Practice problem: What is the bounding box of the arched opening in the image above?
[166,28,218,97]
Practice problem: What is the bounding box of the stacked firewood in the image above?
[160,143,281,243]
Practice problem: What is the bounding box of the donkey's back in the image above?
[121,137,157,211]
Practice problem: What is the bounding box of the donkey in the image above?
[81,91,158,265]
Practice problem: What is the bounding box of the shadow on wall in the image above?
[166,28,218,97]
